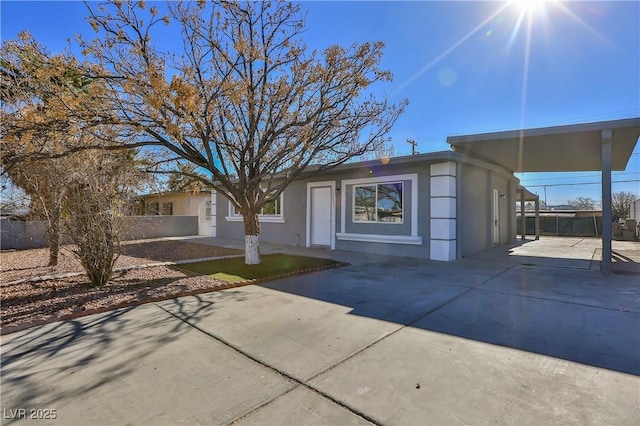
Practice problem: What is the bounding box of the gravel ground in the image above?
[0,240,244,331]
[1,239,243,283]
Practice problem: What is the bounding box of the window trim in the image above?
[352,181,404,224]
[340,173,418,237]
[225,192,285,223]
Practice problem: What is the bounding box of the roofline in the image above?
[136,189,212,198]
[447,117,640,145]
[516,184,538,201]
[298,149,519,183]
[319,150,457,171]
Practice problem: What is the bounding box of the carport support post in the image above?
[520,189,526,240]
[601,129,613,274]
[535,196,540,240]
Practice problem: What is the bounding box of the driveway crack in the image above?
[154,303,380,426]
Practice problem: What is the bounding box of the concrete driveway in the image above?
[2,242,639,425]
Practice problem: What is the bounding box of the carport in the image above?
[447,117,640,273]
[516,184,540,240]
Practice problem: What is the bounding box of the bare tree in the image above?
[3,157,70,265]
[80,0,407,264]
[167,162,208,193]
[63,149,140,286]
[1,34,118,265]
[612,191,637,220]
[567,197,598,210]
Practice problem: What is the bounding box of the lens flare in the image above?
[511,0,549,15]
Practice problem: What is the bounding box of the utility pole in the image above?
[406,139,418,155]
[542,186,547,207]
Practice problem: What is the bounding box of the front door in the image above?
[311,186,332,246]
[198,200,212,236]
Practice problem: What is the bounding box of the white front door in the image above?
[198,200,212,236]
[311,186,332,246]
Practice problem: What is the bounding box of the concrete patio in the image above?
[466,236,640,274]
[1,237,639,425]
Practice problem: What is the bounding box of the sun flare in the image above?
[510,0,553,15]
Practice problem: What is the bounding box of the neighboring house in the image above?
[210,151,521,261]
[134,191,213,236]
[630,198,640,222]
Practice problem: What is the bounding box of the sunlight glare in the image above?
[511,0,551,15]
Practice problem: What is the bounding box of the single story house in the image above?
[133,191,212,236]
[209,151,521,261]
[207,118,639,267]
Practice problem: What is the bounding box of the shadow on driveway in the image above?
[0,290,248,425]
[260,256,640,376]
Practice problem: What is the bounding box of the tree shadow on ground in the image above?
[260,256,640,376]
[0,289,249,424]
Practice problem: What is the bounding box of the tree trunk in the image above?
[47,207,61,266]
[243,211,261,265]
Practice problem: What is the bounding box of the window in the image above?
[227,192,285,223]
[147,201,160,215]
[353,182,403,223]
[232,196,281,216]
[161,202,173,216]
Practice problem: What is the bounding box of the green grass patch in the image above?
[178,253,343,283]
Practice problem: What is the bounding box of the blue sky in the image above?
[1,0,638,205]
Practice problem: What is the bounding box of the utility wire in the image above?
[519,171,638,182]
[526,179,639,188]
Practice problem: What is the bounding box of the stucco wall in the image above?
[214,162,431,258]
[459,164,490,256]
[458,163,517,257]
[631,198,640,221]
[0,219,50,249]
[142,193,209,216]
[213,155,518,260]
[214,181,307,246]
[1,216,199,250]
[329,164,428,258]
[122,216,199,240]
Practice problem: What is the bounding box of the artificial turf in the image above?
[178,253,342,283]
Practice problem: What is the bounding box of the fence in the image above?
[1,216,199,250]
[517,215,602,237]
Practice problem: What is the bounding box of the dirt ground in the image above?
[1,240,244,331]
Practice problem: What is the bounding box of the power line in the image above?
[526,179,640,188]
[519,171,639,182]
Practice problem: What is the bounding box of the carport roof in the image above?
[447,118,640,173]
[516,185,538,201]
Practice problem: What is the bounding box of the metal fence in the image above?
[517,216,602,237]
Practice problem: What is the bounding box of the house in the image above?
[207,118,639,267]
[134,191,213,236]
[209,151,520,261]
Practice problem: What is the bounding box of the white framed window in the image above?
[353,182,403,224]
[338,173,419,244]
[226,193,285,223]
